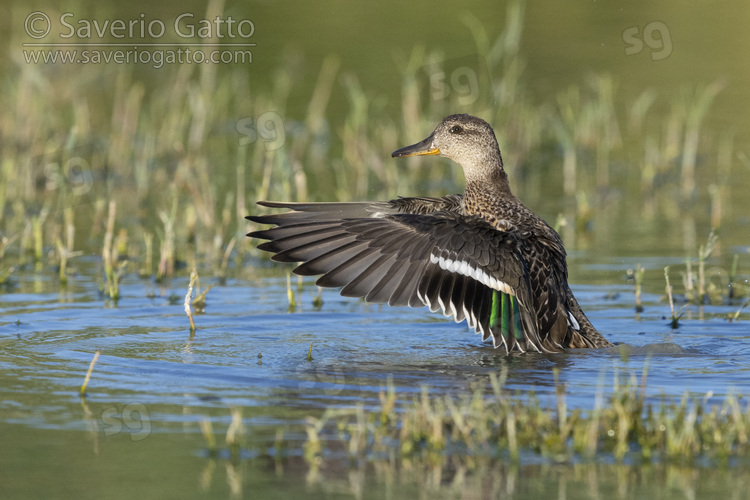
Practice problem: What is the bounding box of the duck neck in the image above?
[462,152,514,214]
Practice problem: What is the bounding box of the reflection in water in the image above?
[236,454,749,500]
[80,396,100,456]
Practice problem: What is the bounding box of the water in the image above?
[2,252,749,498]
[4,0,750,496]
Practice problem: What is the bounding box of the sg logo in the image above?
[101,403,151,441]
[235,111,286,151]
[623,21,673,61]
[425,54,486,106]
[430,66,480,106]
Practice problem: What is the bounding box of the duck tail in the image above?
[565,290,614,348]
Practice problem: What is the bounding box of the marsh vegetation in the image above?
[2,0,750,497]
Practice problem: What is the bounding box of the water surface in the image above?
[2,252,749,497]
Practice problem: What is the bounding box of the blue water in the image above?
[2,255,749,438]
[2,254,750,498]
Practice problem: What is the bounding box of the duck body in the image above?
[248,114,613,353]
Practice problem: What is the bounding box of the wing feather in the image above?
[248,198,553,351]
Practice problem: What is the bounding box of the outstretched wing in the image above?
[248,199,553,353]
[250,196,464,223]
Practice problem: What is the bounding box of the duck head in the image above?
[392,114,505,182]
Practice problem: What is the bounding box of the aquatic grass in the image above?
[185,268,198,333]
[184,268,213,332]
[0,265,15,286]
[678,80,726,200]
[0,1,738,278]
[631,229,750,323]
[32,209,48,271]
[551,87,579,199]
[140,233,154,278]
[680,229,720,304]
[55,238,68,286]
[730,300,750,322]
[0,0,744,325]
[551,75,623,200]
[286,272,296,312]
[0,233,15,261]
[633,263,645,314]
[1,5,748,497]
[192,277,213,314]
[79,350,101,398]
[53,205,83,286]
[218,237,236,281]
[729,254,740,300]
[710,134,735,235]
[296,367,750,468]
[664,266,683,329]
[673,230,748,308]
[101,200,123,301]
[156,194,178,283]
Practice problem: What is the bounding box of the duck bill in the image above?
[391,135,440,158]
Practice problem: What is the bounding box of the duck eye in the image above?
[449,125,463,134]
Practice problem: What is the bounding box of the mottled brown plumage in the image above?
[248,114,613,353]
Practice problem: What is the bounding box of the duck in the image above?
[247,114,613,353]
